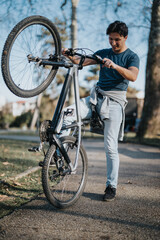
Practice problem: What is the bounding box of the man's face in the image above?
[109,32,127,53]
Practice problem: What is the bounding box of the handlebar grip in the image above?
[93,54,103,64]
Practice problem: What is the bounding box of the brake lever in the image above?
[78,55,85,70]
[65,48,74,56]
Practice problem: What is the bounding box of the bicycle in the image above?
[1,15,104,208]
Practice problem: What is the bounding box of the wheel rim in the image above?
[8,22,58,92]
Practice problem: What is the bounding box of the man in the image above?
[62,20,139,201]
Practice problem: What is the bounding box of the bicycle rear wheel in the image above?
[42,136,88,209]
[1,15,61,98]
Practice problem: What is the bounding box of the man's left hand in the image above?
[102,58,117,69]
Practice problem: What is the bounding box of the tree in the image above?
[137,0,160,139]
[71,0,79,49]
[61,0,79,105]
[0,105,14,129]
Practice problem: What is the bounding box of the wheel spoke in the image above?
[9,24,53,91]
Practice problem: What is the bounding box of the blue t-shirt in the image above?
[94,48,140,91]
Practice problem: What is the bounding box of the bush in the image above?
[0,111,14,129]
[10,111,33,128]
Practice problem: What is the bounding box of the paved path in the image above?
[0,138,160,240]
[0,134,39,142]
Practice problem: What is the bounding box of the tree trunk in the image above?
[68,0,79,105]
[137,0,160,139]
[30,93,43,130]
[71,0,79,48]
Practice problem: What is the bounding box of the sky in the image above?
[0,0,151,104]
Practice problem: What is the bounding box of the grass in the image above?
[0,139,44,219]
[123,132,160,148]
[0,171,42,218]
[84,129,160,147]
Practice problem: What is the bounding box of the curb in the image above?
[10,166,41,180]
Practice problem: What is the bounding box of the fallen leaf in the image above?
[13,181,22,186]
[4,148,9,153]
[127,180,132,184]
[0,195,9,202]
[2,162,10,165]
[0,173,5,177]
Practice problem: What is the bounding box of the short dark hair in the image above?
[106,21,128,37]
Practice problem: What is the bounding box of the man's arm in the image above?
[115,66,139,82]
[62,49,97,66]
[102,58,139,82]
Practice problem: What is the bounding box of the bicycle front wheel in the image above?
[42,136,88,209]
[1,15,61,98]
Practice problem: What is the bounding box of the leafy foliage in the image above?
[0,111,14,129]
[10,111,33,128]
[85,65,100,82]
[39,94,57,122]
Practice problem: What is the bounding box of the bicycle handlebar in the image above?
[64,48,104,65]
[30,48,104,69]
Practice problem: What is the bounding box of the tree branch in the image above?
[129,24,150,29]
[61,0,67,10]
[60,0,68,30]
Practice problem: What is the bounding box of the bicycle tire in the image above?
[42,136,88,209]
[1,15,61,98]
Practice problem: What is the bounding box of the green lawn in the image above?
[123,132,160,147]
[0,139,44,218]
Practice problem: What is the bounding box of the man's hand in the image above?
[102,58,117,69]
[62,48,97,66]
[62,48,69,57]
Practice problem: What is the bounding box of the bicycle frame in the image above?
[48,64,82,172]
[28,51,103,173]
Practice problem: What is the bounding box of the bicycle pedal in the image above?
[50,170,59,181]
[28,147,40,152]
